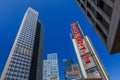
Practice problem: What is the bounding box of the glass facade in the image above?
[5,53,31,80]
[42,60,48,80]
[63,59,73,72]
[1,7,44,80]
[5,7,38,80]
[42,53,60,80]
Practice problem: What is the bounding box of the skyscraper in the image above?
[42,53,60,80]
[70,21,109,80]
[76,0,120,53]
[1,7,44,80]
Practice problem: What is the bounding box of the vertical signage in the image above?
[71,22,90,63]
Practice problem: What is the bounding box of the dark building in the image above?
[63,59,73,72]
[1,7,44,80]
[76,0,120,53]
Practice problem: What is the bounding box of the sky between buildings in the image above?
[0,0,120,80]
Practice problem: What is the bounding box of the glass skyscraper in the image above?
[42,53,60,80]
[1,7,44,80]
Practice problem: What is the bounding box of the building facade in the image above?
[63,59,81,80]
[42,60,49,80]
[77,0,120,53]
[70,21,109,80]
[63,59,73,72]
[1,7,44,80]
[42,53,60,80]
[66,64,81,80]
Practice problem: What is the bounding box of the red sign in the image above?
[71,22,90,63]
[84,55,90,63]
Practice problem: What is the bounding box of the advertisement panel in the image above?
[70,22,90,63]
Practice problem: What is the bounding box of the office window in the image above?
[96,24,107,42]
[97,0,112,18]
[87,11,96,26]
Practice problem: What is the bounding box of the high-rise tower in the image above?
[70,21,109,80]
[1,7,44,80]
[76,0,120,54]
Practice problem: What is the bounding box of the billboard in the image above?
[70,22,90,63]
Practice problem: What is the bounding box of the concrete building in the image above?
[42,53,60,80]
[71,64,79,71]
[1,7,44,80]
[76,0,120,53]
[70,21,109,80]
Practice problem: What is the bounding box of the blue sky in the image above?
[0,0,120,80]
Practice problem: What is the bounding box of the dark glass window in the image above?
[86,67,98,74]
[97,0,113,18]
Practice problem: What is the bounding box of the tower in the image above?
[70,21,109,80]
[77,0,120,53]
[1,7,44,80]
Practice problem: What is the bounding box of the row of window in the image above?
[17,42,33,49]
[5,72,29,80]
[20,30,35,37]
[19,32,35,39]
[13,53,31,60]
[14,45,33,55]
[5,9,38,80]
[23,12,37,29]
[5,53,31,80]
[18,35,34,45]
[10,59,31,67]
[12,56,31,63]
[17,12,37,51]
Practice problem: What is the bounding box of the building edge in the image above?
[1,8,29,80]
[84,36,110,80]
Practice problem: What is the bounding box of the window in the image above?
[86,67,98,74]
[97,0,112,18]
[96,24,107,42]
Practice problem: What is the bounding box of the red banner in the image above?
[71,22,90,63]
